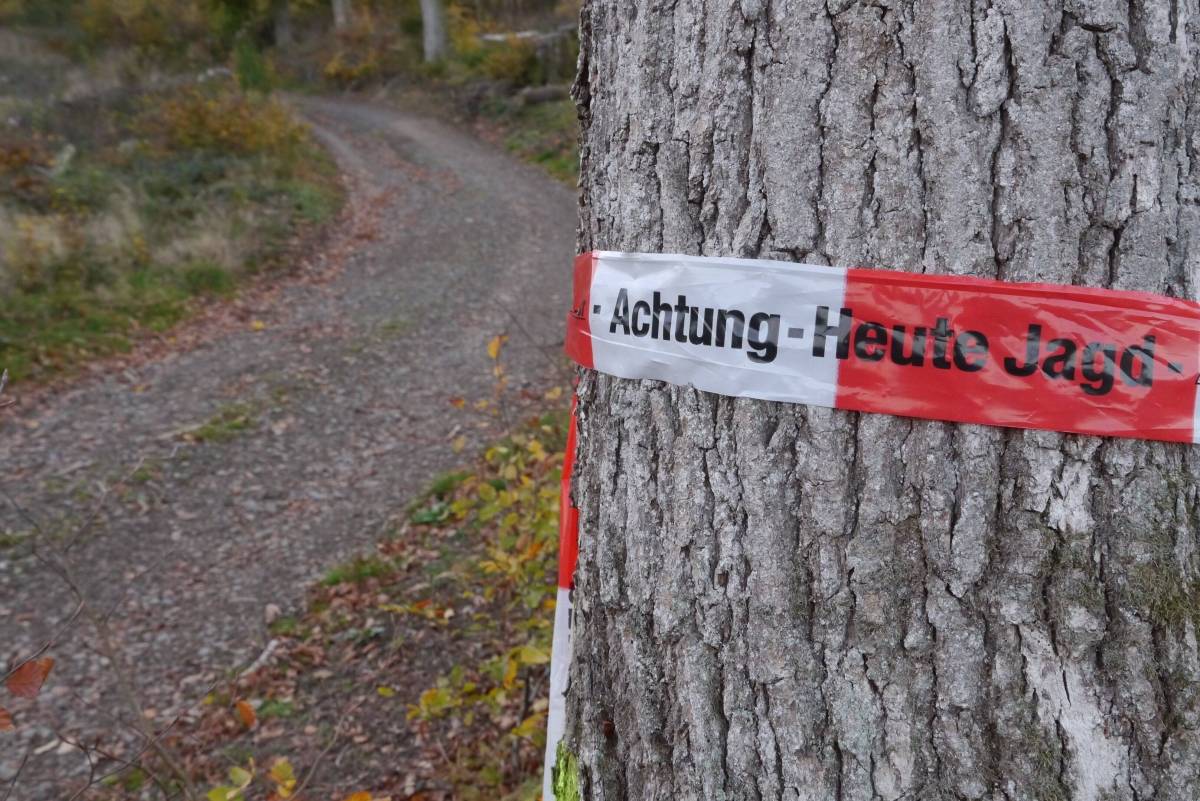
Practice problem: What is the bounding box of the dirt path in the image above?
[0,95,576,791]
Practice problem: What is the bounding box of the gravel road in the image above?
[0,95,576,791]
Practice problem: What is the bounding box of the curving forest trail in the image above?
[0,95,576,792]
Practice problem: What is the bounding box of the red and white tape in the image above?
[543,394,579,801]
[544,250,1200,797]
[566,250,1200,443]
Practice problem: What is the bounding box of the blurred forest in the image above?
[1,4,579,800]
[0,0,578,384]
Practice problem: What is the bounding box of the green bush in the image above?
[234,38,274,93]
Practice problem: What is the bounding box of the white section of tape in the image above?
[542,586,572,801]
[587,252,848,406]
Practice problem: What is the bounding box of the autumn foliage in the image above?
[0,656,55,732]
[145,89,306,158]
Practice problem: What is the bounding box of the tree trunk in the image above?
[331,0,352,31]
[272,0,293,48]
[420,0,448,62]
[566,2,1200,800]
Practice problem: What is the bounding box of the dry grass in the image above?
[0,79,342,384]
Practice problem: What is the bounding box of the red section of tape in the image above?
[565,253,596,369]
[568,251,1200,443]
[558,393,580,589]
[838,269,1200,442]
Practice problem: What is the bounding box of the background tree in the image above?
[565,2,1200,800]
[420,0,447,62]
[331,0,352,30]
[272,0,292,47]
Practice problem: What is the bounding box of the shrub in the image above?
[145,88,305,157]
[76,0,208,57]
[234,38,275,93]
[0,137,53,211]
[321,48,380,86]
[480,37,541,84]
[0,0,73,26]
[447,3,486,66]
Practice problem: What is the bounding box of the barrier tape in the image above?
[543,249,1200,797]
[566,250,1200,443]
[543,394,579,801]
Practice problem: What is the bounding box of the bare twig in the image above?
[1,435,209,801]
[1,597,84,684]
[0,486,86,686]
[0,482,46,538]
[81,742,173,801]
[61,707,190,801]
[54,731,99,795]
[492,299,573,382]
[0,451,155,683]
[62,455,147,556]
[2,746,30,801]
[291,697,366,800]
[91,610,199,801]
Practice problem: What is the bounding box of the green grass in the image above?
[490,99,578,184]
[179,262,235,296]
[257,698,295,720]
[188,402,259,443]
[321,555,393,587]
[268,615,301,637]
[280,179,340,224]
[0,530,30,550]
[0,274,190,381]
[429,470,470,498]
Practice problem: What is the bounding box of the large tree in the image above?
[563,1,1200,800]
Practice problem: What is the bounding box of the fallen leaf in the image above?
[0,707,13,731]
[270,759,295,782]
[448,396,466,409]
[451,435,467,453]
[486,334,507,360]
[377,686,395,698]
[6,658,54,699]
[270,757,297,798]
[235,699,256,728]
[344,792,372,801]
[229,765,253,787]
[544,386,564,400]
[251,320,266,332]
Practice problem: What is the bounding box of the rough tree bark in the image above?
[565,2,1200,800]
[420,0,448,62]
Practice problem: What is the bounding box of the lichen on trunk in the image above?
[566,1,1200,799]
